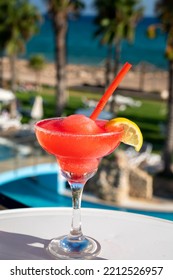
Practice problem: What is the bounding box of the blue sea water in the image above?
[25,15,167,69]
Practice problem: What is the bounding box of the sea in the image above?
[25,15,168,70]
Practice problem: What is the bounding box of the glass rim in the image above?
[34,117,124,137]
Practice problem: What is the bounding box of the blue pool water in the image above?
[0,163,173,222]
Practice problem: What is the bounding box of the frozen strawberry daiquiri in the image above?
[35,114,124,259]
[36,115,123,178]
[35,62,143,259]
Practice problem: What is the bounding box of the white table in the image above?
[0,207,173,260]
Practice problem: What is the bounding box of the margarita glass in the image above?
[35,116,123,259]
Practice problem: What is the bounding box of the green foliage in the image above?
[94,0,144,45]
[93,0,144,85]
[165,46,173,60]
[0,0,42,56]
[154,0,173,61]
[147,25,157,39]
[155,0,173,33]
[0,1,13,50]
[47,0,84,14]
[28,54,46,71]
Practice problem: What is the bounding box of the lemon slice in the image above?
[105,117,143,152]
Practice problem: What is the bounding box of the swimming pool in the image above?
[0,163,173,221]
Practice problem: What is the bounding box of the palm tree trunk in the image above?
[36,71,41,92]
[0,53,3,88]
[163,60,173,175]
[114,40,121,76]
[105,44,113,89]
[9,55,16,92]
[139,62,146,91]
[53,12,68,117]
[108,40,121,115]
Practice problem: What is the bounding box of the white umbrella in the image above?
[31,95,43,120]
[0,88,15,103]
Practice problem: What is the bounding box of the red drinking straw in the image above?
[90,62,132,120]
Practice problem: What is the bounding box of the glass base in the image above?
[47,235,101,259]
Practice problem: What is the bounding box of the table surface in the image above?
[0,207,173,260]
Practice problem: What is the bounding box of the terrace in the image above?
[0,85,172,260]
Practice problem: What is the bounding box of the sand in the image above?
[2,57,168,93]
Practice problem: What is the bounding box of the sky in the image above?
[30,0,157,16]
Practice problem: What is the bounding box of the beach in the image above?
[2,57,168,94]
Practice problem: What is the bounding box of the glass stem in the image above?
[69,182,85,240]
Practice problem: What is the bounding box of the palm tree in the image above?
[94,0,143,87]
[46,0,84,116]
[0,1,13,87]
[28,54,46,91]
[148,0,173,175]
[4,0,41,91]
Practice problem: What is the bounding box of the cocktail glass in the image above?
[35,117,123,259]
